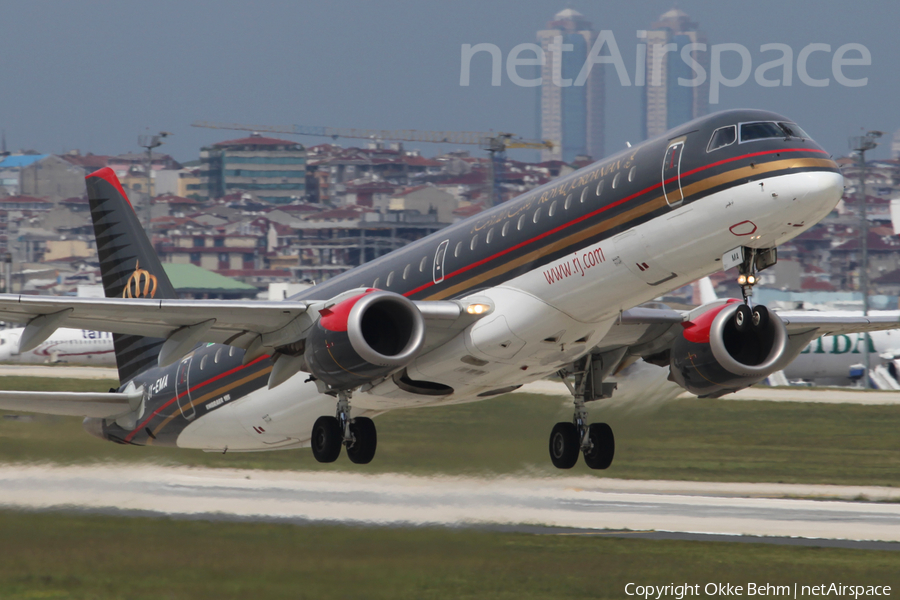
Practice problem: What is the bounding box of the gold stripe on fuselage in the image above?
[426,157,837,301]
[147,366,273,444]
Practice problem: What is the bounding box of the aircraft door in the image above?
[175,357,196,420]
[433,239,449,284]
[662,140,685,207]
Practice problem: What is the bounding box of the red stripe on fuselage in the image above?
[123,354,269,442]
[403,147,828,299]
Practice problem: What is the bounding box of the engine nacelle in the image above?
[304,290,425,390]
[669,302,790,397]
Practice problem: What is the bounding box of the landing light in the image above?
[737,274,747,285]
[466,303,490,315]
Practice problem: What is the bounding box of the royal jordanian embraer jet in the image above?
[0,109,896,470]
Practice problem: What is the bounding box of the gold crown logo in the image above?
[123,260,158,299]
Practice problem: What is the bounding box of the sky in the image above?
[1,0,898,164]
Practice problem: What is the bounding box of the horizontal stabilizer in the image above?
[0,389,143,418]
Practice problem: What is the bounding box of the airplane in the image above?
[0,108,897,471]
[0,327,115,365]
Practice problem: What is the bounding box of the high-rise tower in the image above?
[641,8,709,140]
[537,9,603,163]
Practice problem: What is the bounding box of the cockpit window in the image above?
[707,125,736,152]
[777,122,810,140]
[740,122,786,142]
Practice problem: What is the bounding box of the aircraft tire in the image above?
[582,422,615,470]
[346,417,377,464]
[311,416,342,463]
[549,422,579,469]
[752,305,769,330]
[734,304,752,332]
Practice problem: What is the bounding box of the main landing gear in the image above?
[311,390,377,465]
[550,355,616,470]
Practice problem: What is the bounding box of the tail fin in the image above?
[85,167,176,383]
[697,277,719,305]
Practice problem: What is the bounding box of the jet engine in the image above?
[669,301,790,397]
[304,290,425,390]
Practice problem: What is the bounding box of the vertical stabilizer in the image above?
[85,167,176,383]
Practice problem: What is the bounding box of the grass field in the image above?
[0,376,898,485]
[0,511,897,600]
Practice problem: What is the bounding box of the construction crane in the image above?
[191,121,555,206]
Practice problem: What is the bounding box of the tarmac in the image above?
[1,464,898,546]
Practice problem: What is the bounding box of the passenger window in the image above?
[533,207,542,224]
[565,193,573,208]
[517,214,527,230]
[419,256,428,272]
[707,125,736,151]
[373,277,380,287]
[386,271,394,287]
[454,241,463,257]
[580,187,588,203]
[628,166,636,182]
[403,264,410,279]
[214,347,222,364]
[470,235,478,251]
[596,179,605,196]
[229,346,236,357]
[486,228,494,244]
[740,122,785,142]
[612,172,620,189]
[200,355,207,371]
[549,200,557,217]
[502,221,510,236]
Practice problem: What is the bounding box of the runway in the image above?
[1,464,899,545]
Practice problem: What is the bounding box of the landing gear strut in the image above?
[311,390,377,465]
[734,247,776,331]
[550,355,616,470]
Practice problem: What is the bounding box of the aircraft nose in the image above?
[800,170,844,215]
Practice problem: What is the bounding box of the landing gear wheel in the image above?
[311,416,342,463]
[346,417,377,465]
[752,305,769,329]
[549,422,580,469]
[582,423,615,470]
[734,304,752,332]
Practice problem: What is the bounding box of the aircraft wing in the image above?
[0,389,143,418]
[594,305,900,364]
[773,314,900,337]
[0,293,477,366]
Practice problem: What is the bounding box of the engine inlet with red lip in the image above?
[305,290,426,390]
[671,301,791,397]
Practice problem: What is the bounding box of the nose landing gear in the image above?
[733,247,777,330]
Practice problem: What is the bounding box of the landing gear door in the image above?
[662,140,684,207]
[433,239,449,284]
[175,357,196,420]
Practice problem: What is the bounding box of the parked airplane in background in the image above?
[0,327,115,365]
[0,109,896,472]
